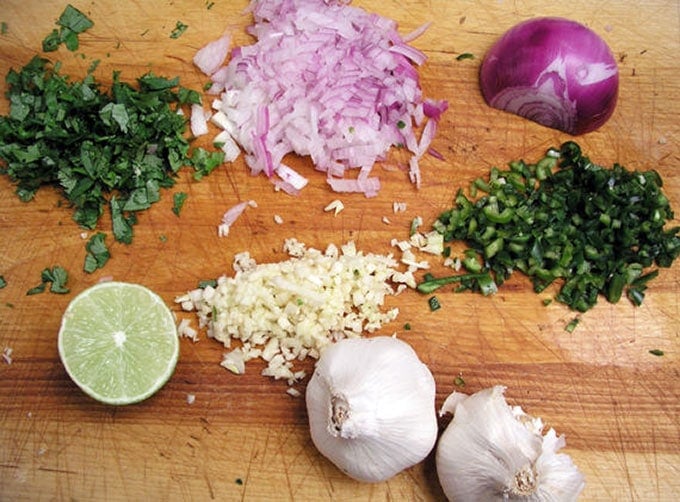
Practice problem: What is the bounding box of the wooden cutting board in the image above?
[1,1,678,500]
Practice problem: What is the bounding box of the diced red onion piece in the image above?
[402,21,432,43]
[194,33,232,76]
[218,200,254,237]
[190,104,210,137]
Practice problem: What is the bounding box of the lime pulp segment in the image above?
[58,281,179,405]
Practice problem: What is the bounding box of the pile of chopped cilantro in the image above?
[418,142,680,312]
[0,56,223,244]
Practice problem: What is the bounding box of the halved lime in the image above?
[58,281,179,405]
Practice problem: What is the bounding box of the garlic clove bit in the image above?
[305,336,438,483]
[435,385,585,502]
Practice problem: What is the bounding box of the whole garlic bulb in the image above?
[305,336,438,483]
[436,385,585,501]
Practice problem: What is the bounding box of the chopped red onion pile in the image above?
[193,0,447,196]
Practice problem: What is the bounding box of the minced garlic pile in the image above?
[176,239,407,387]
[176,234,444,391]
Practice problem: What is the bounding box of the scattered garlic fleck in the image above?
[658,136,667,145]
[391,238,412,252]
[2,347,12,365]
[286,387,301,398]
[177,318,199,342]
[444,257,462,271]
[382,216,391,225]
[220,348,246,374]
[324,199,345,215]
[186,394,196,405]
[79,232,89,239]
[273,214,284,224]
[393,201,407,213]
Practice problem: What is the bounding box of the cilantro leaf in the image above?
[42,4,93,52]
[44,266,70,294]
[26,266,70,295]
[172,192,188,216]
[110,197,135,244]
[191,148,225,180]
[58,4,94,34]
[42,30,62,52]
[84,232,110,273]
[26,283,46,296]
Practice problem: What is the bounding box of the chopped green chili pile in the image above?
[418,142,680,312]
[0,56,223,244]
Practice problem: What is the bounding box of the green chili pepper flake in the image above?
[397,120,406,129]
[198,279,218,289]
[419,142,680,314]
[565,317,580,333]
[159,234,168,243]
[403,322,412,331]
[0,276,6,289]
[235,478,244,486]
[172,192,188,216]
[428,296,441,311]
[648,349,664,357]
[453,375,466,387]
[170,21,188,39]
[1,22,8,35]
[455,52,475,61]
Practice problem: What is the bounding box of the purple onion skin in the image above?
[480,17,619,135]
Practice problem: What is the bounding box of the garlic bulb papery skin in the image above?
[435,385,585,502]
[305,336,438,483]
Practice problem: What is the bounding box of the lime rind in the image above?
[58,281,179,405]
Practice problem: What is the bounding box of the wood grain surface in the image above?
[0,1,678,500]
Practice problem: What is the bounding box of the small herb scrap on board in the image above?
[26,266,70,295]
[42,4,94,52]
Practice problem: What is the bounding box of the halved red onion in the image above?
[480,17,619,135]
